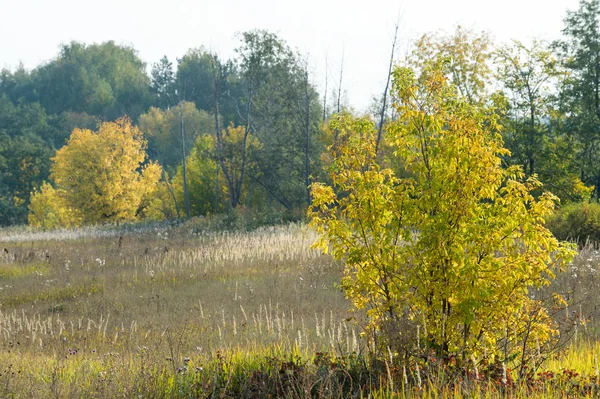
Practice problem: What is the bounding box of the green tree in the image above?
[138,101,215,170]
[0,64,37,104]
[175,48,215,113]
[151,56,177,109]
[555,0,600,196]
[217,124,262,209]
[309,63,575,366]
[0,133,51,225]
[234,30,323,209]
[0,97,54,225]
[172,136,224,216]
[32,41,152,120]
[496,40,591,201]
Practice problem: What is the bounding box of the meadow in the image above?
[1,220,600,398]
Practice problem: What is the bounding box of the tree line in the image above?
[1,0,600,227]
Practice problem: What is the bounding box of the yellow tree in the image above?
[172,135,223,216]
[411,26,493,105]
[309,62,575,368]
[30,118,163,226]
[139,101,215,218]
[28,183,82,229]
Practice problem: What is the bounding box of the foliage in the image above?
[309,64,576,365]
[1,18,600,230]
[33,41,152,120]
[138,101,215,170]
[233,30,324,210]
[150,56,176,109]
[27,182,82,229]
[546,201,600,242]
[172,135,222,216]
[217,124,263,208]
[555,0,600,198]
[410,26,493,104]
[29,118,163,226]
[0,132,52,226]
[495,40,592,202]
[175,47,217,113]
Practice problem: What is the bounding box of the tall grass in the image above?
[0,222,599,397]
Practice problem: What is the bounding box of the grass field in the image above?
[1,221,599,398]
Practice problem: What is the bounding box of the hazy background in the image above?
[0,0,580,111]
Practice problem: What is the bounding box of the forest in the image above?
[1,0,600,230]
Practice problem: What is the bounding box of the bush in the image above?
[310,65,575,368]
[546,202,600,243]
[181,206,306,233]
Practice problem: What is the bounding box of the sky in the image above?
[0,0,581,111]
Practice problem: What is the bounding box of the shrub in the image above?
[546,202,600,243]
[309,63,575,369]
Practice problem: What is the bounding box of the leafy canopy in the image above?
[29,118,163,227]
[309,62,575,362]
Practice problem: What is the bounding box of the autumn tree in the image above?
[410,26,493,104]
[27,183,82,229]
[309,62,575,366]
[139,101,215,218]
[171,135,224,216]
[29,118,163,227]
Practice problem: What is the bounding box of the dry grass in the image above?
[1,221,599,398]
[0,223,365,397]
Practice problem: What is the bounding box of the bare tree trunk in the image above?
[337,50,344,115]
[211,54,236,210]
[333,52,345,143]
[322,53,329,122]
[376,21,400,157]
[236,89,253,208]
[246,180,255,208]
[305,63,311,206]
[180,112,191,219]
[215,163,219,214]
[162,170,180,220]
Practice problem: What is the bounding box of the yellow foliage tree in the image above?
[29,118,164,227]
[309,63,576,369]
[173,135,223,216]
[28,183,82,229]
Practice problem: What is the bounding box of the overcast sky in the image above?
[0,0,581,111]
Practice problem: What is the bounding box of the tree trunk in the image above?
[305,64,311,206]
[211,55,236,210]
[163,170,180,220]
[337,51,344,115]
[181,112,190,219]
[376,22,400,157]
[322,54,328,122]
